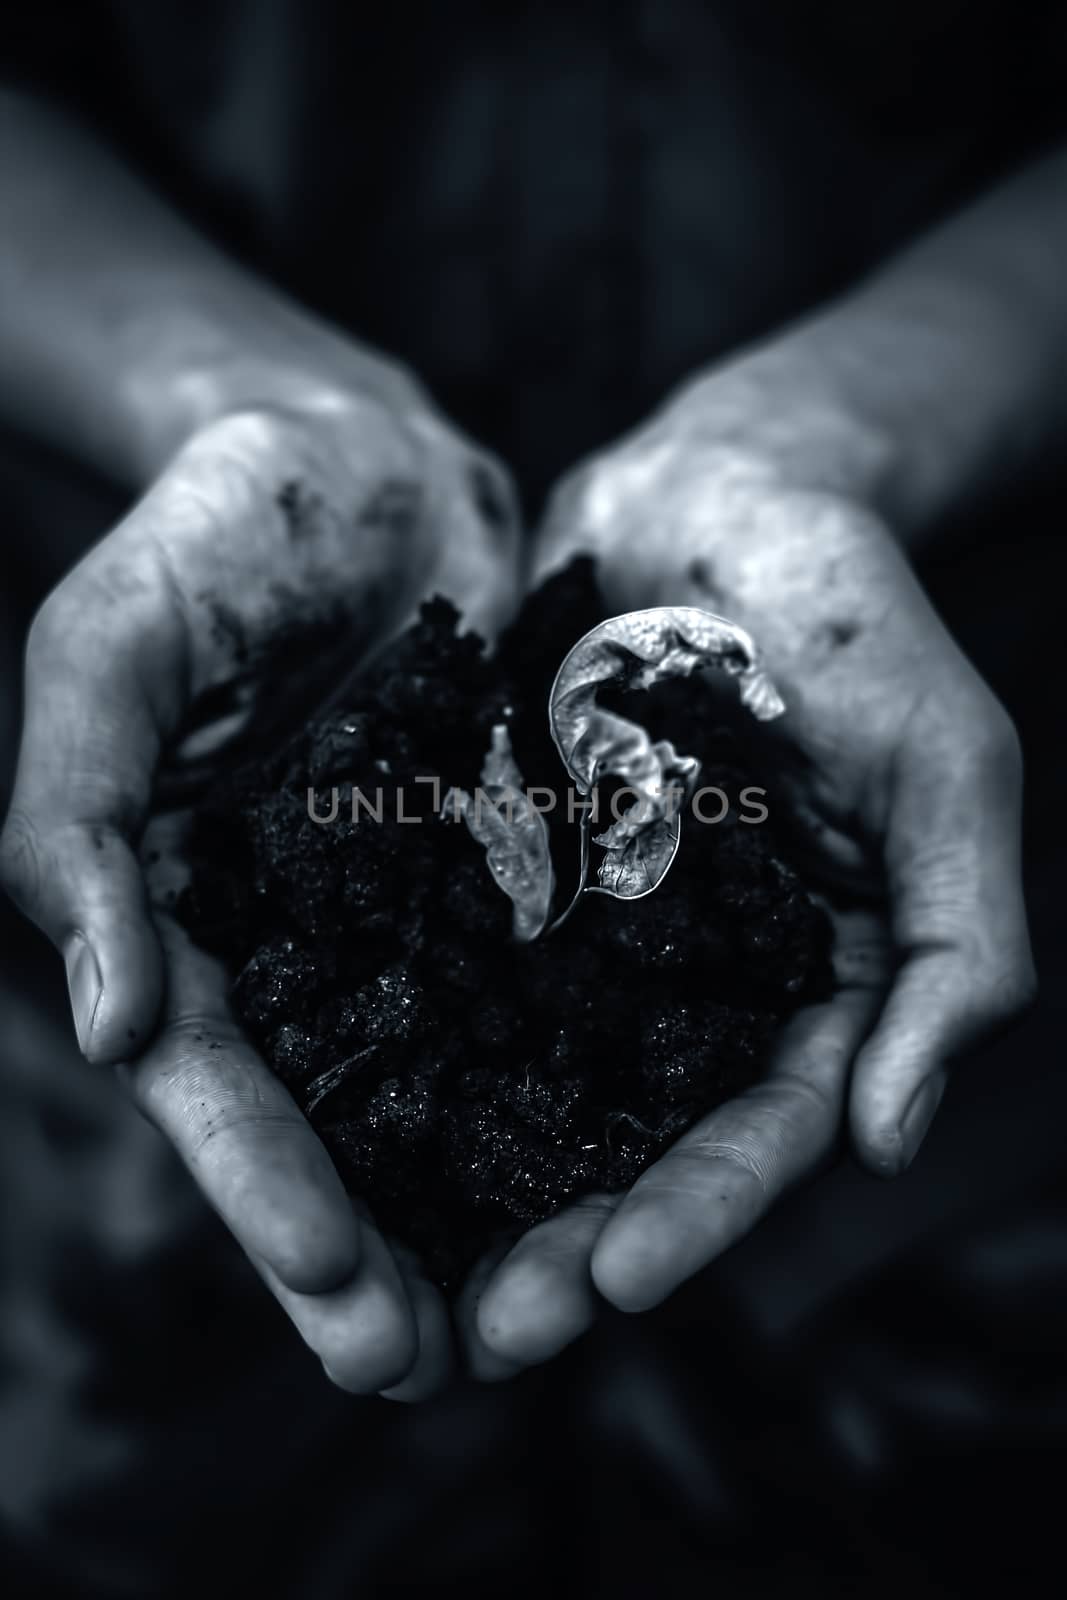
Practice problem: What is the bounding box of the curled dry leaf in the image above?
[444,723,555,942]
[549,606,784,902]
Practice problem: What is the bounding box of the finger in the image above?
[122,913,362,1296]
[453,1238,526,1383]
[257,1212,418,1396]
[849,704,1036,1174]
[592,979,884,1313]
[379,1243,455,1402]
[0,561,182,1061]
[475,1194,619,1367]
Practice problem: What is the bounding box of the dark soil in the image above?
[178,560,833,1286]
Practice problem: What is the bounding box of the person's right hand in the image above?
[0,372,520,1401]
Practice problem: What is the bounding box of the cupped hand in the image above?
[463,372,1034,1375]
[0,381,520,1400]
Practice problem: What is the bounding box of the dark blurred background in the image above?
[2,2,1066,1595]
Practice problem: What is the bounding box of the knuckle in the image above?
[699,1139,773,1193]
[143,1039,294,1154]
[777,1061,841,1119]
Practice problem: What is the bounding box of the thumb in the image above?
[0,557,185,1061]
[849,702,1035,1173]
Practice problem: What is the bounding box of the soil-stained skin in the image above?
[276,479,329,542]
[356,478,424,539]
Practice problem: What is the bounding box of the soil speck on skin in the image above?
[358,479,422,538]
[203,597,250,666]
[277,479,327,541]
[178,559,833,1288]
[820,618,861,650]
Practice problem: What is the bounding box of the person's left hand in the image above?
[456,366,1034,1380]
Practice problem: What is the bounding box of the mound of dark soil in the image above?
[179,560,832,1285]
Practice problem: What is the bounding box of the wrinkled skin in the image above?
[0,387,521,1402]
[460,371,1035,1379]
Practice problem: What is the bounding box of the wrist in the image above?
[721,262,1054,543]
[112,291,429,485]
[660,248,1049,549]
[658,344,906,528]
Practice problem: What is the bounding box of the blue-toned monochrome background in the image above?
[2,3,1066,1594]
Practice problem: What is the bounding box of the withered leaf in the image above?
[549,606,784,902]
[444,723,554,942]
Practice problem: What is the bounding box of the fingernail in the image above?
[64,934,102,1056]
[899,1071,948,1170]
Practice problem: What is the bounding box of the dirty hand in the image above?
[0,377,520,1401]
[462,364,1034,1379]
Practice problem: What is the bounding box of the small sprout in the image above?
[548,606,784,910]
[444,724,555,942]
[447,604,782,940]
